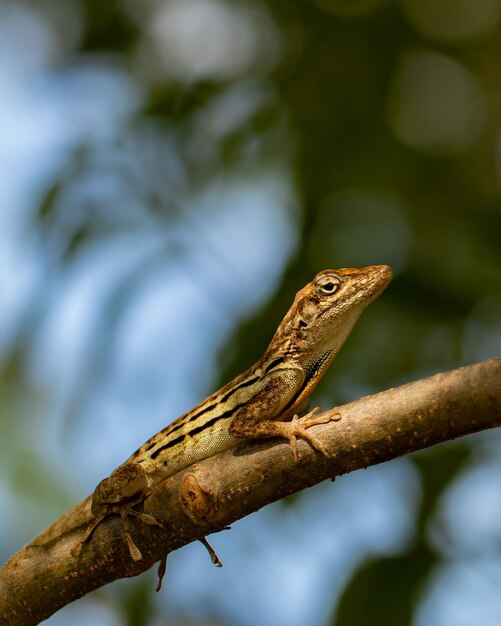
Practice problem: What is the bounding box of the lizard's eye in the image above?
[314,274,341,296]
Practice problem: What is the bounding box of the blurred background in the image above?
[1,0,501,624]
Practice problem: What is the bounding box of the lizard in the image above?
[74,264,392,582]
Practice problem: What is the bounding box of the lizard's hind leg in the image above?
[74,463,163,561]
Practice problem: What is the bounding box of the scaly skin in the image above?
[75,265,392,573]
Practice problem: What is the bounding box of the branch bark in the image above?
[1,358,500,625]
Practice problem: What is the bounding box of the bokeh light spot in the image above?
[136,0,281,80]
[388,49,487,155]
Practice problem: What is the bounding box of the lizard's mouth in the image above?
[327,265,392,312]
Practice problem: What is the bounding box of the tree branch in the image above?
[1,358,500,625]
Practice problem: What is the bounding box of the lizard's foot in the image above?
[155,537,221,592]
[119,506,164,561]
[126,507,164,530]
[199,536,223,567]
[285,407,340,462]
[156,554,168,592]
[298,406,341,428]
[71,513,108,558]
[73,504,164,562]
[74,463,164,561]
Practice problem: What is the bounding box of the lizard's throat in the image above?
[304,349,333,383]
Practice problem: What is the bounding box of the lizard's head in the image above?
[269,265,392,361]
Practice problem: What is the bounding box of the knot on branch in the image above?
[180,472,218,524]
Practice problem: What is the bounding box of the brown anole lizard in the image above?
[74,264,392,585]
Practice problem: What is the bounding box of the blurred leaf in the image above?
[120,576,154,626]
[332,548,435,626]
[80,0,139,53]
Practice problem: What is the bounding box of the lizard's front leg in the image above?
[228,371,338,462]
[74,463,163,561]
[230,408,337,462]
